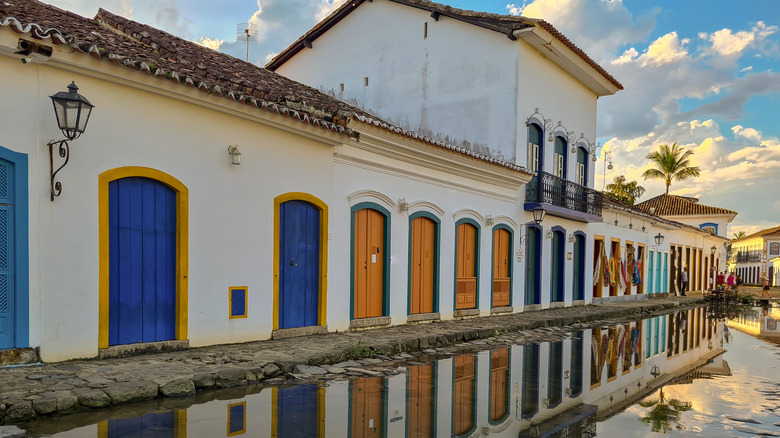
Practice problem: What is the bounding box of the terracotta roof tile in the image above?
[735,225,780,242]
[1,1,529,174]
[635,194,738,218]
[265,0,623,91]
[603,195,729,239]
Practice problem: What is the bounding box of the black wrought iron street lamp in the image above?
[48,82,94,201]
[654,233,664,246]
[711,245,717,255]
[650,364,660,378]
[531,206,546,225]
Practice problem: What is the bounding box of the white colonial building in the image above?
[0,0,733,363]
[728,225,780,284]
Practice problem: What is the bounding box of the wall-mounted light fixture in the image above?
[227,145,241,165]
[517,207,547,260]
[650,364,660,378]
[711,245,717,255]
[654,233,665,246]
[48,82,94,201]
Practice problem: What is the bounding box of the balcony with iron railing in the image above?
[734,252,763,263]
[524,171,603,223]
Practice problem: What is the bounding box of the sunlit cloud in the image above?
[195,36,224,51]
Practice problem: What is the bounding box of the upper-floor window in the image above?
[770,242,780,255]
[553,137,566,179]
[701,225,716,234]
[528,123,543,173]
[576,147,588,186]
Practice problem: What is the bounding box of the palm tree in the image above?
[732,231,746,240]
[605,175,645,205]
[638,388,693,433]
[642,143,701,194]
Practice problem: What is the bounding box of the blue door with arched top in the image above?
[279,200,320,329]
[109,177,176,345]
[0,158,16,349]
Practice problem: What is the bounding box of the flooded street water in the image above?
[21,305,780,437]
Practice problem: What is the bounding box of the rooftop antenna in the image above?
[236,23,259,62]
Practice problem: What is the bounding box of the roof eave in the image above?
[515,26,620,96]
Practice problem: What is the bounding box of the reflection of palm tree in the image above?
[638,388,693,433]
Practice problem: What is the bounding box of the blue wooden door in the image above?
[573,234,585,301]
[109,178,176,346]
[277,385,319,437]
[279,200,320,329]
[525,227,540,305]
[0,159,15,349]
[551,231,564,302]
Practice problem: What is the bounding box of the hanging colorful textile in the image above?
[630,328,640,364]
[600,333,609,371]
[617,325,626,358]
[606,256,615,286]
[632,261,642,285]
[618,259,627,293]
[594,246,602,287]
[606,333,615,366]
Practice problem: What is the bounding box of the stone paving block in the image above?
[0,425,25,438]
[103,381,159,404]
[160,379,196,397]
[293,365,327,375]
[192,373,216,389]
[74,388,111,408]
[215,369,248,388]
[262,364,281,378]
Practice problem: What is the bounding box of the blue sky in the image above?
[46,0,780,235]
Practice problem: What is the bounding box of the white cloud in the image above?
[195,36,224,51]
[611,47,638,65]
[506,2,529,16]
[638,32,689,66]
[700,22,779,58]
[316,0,349,22]
[741,66,753,72]
[732,125,761,140]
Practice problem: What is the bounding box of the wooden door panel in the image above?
[411,217,435,315]
[407,365,434,438]
[453,355,475,435]
[352,377,384,438]
[354,209,384,319]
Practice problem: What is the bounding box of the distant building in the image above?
[729,225,780,284]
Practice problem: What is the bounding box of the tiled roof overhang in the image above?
[635,194,738,220]
[265,0,623,94]
[1,1,530,176]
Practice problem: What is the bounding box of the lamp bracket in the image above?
[48,139,70,201]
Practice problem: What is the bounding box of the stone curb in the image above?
[0,297,705,425]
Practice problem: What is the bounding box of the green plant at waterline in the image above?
[346,340,375,359]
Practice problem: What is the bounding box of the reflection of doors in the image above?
[410,217,435,314]
[0,158,16,350]
[610,241,620,297]
[521,344,539,418]
[279,201,320,329]
[490,348,509,422]
[453,354,476,436]
[492,228,510,307]
[548,341,563,407]
[407,365,434,438]
[277,385,320,437]
[455,223,477,310]
[109,178,176,346]
[354,209,384,319]
[351,377,384,438]
[104,411,178,437]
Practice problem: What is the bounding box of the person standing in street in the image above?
[762,277,772,298]
[727,272,735,292]
[681,267,688,296]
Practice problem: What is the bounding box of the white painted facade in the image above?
[273,0,604,181]
[730,234,780,284]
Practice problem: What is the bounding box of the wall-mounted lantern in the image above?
[48,82,94,201]
[227,145,241,165]
[711,245,717,255]
[654,233,665,246]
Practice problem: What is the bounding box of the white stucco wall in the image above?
[274,0,601,181]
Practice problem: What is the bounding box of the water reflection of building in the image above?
[727,306,780,338]
[51,310,721,437]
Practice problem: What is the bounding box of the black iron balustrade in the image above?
[734,251,762,263]
[526,171,602,217]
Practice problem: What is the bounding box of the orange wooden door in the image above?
[453,354,475,435]
[492,229,510,307]
[490,348,509,422]
[411,217,435,314]
[351,377,384,438]
[456,223,477,310]
[407,365,434,438]
[354,209,384,319]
